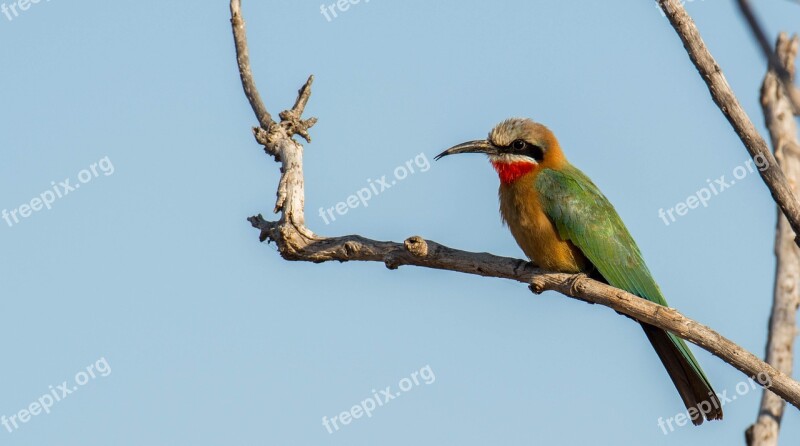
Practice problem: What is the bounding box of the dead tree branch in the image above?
[746,33,800,446]
[658,0,800,247]
[735,0,800,115]
[230,0,800,413]
[230,0,272,132]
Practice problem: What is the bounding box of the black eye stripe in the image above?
[527,145,544,162]
[504,139,544,162]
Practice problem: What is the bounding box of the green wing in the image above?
[535,165,712,386]
[535,165,665,305]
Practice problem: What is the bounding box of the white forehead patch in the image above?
[489,118,534,147]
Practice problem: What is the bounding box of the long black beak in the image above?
[434,140,498,160]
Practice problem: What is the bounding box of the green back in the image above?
[535,164,712,385]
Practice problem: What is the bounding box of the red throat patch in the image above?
[491,161,536,184]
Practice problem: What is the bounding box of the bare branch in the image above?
[657,0,800,248]
[231,0,800,414]
[746,33,800,446]
[230,0,274,131]
[279,76,318,143]
[735,0,800,115]
[249,207,800,409]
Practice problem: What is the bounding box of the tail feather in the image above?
[641,324,723,425]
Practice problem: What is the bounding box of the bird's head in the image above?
[435,118,566,184]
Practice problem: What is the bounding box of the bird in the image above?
[435,117,722,425]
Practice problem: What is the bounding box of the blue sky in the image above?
[1,0,799,444]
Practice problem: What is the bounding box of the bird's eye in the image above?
[512,140,527,151]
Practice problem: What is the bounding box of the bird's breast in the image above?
[498,172,589,273]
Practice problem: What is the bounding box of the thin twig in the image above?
[736,0,800,115]
[230,0,273,131]
[657,0,800,248]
